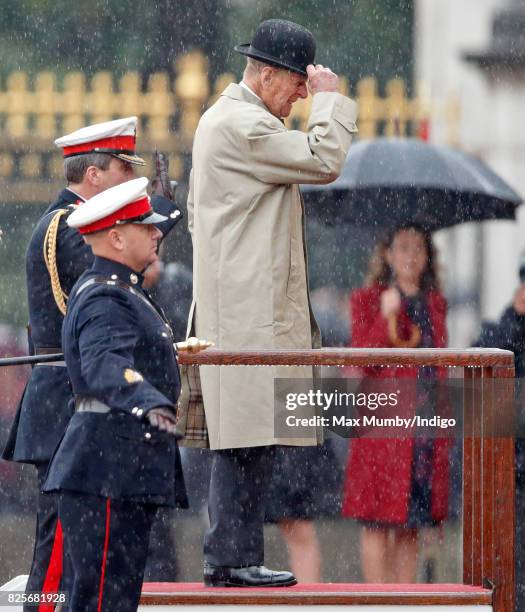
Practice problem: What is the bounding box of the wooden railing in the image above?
[173,347,515,611]
[0,52,461,203]
[178,347,512,368]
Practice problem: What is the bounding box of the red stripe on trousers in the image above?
[98,498,111,612]
[38,519,63,612]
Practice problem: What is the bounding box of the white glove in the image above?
[176,337,214,353]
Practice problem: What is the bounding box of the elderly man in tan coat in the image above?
[188,19,358,587]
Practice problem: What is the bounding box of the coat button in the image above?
[132,407,138,414]
[130,273,139,284]
[144,432,152,440]
[136,408,144,417]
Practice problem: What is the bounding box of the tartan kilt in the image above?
[177,364,209,448]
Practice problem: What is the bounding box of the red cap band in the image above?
[80,196,151,234]
[62,135,136,157]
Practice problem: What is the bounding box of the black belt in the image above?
[34,347,62,355]
[34,347,65,366]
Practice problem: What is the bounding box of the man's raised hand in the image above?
[307,64,339,95]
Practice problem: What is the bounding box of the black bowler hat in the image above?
[234,19,316,77]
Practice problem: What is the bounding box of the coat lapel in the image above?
[221,83,270,113]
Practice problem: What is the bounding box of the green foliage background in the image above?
[0,0,413,330]
[1,0,413,88]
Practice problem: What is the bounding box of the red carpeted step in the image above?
[140,582,492,606]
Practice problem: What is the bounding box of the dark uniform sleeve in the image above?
[55,216,94,296]
[76,288,174,415]
[151,194,183,238]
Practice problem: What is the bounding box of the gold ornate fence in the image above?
[0,51,460,203]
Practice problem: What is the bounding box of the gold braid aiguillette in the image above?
[43,209,70,316]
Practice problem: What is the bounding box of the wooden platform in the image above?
[139,582,492,606]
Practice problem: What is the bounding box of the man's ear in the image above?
[260,66,275,88]
[85,165,101,187]
[107,227,124,251]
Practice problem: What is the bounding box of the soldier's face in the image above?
[118,223,163,272]
[96,158,136,193]
[261,67,308,118]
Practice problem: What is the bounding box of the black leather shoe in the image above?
[204,564,297,587]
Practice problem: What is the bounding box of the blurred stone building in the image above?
[416,0,525,344]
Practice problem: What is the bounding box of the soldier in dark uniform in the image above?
[43,177,189,612]
[2,117,181,605]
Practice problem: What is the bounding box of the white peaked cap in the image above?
[67,177,166,234]
[54,116,146,166]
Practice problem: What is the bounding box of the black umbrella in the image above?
[302,137,522,230]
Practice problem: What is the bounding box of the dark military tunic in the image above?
[3,188,87,462]
[43,256,187,612]
[44,256,187,506]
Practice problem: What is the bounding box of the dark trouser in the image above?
[58,491,157,612]
[24,463,65,612]
[144,507,178,581]
[204,446,275,567]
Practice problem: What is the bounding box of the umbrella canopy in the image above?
[302,138,522,230]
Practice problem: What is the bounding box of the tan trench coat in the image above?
[186,83,358,450]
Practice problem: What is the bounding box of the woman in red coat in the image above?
[342,224,449,583]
